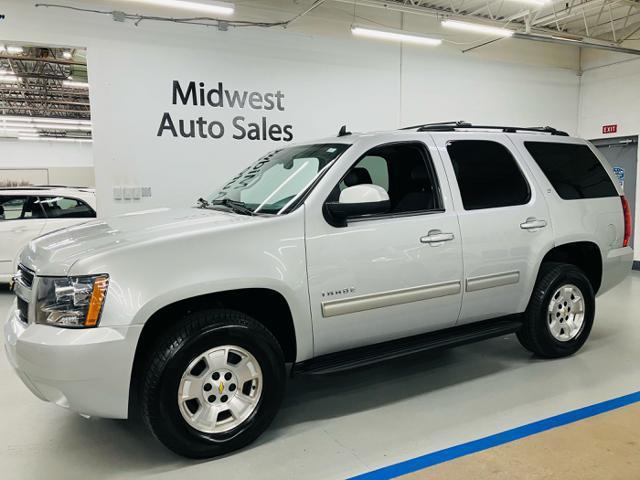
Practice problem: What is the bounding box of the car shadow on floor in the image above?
[27,334,534,477]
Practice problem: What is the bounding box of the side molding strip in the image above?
[321,280,461,318]
[466,271,520,292]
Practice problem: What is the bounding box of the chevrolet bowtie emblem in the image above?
[218,382,224,394]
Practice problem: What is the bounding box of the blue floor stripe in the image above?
[349,390,640,480]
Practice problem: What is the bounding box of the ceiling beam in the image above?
[533,0,620,27]
[0,54,86,66]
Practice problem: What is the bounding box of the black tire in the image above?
[517,262,595,358]
[140,309,285,458]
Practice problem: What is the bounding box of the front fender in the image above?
[69,208,314,361]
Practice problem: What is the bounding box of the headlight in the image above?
[36,274,109,328]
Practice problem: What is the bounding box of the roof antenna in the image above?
[338,125,351,137]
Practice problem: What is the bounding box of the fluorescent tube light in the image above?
[0,45,21,54]
[351,25,442,46]
[0,127,38,133]
[62,51,73,59]
[0,74,20,83]
[120,0,234,15]
[506,0,549,5]
[62,80,89,89]
[442,19,514,37]
[19,136,93,143]
[0,115,92,125]
[1,122,91,131]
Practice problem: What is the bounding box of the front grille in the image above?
[18,264,34,288]
[16,297,29,324]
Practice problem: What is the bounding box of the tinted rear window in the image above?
[447,140,530,210]
[525,142,617,200]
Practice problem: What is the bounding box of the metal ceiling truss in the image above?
[335,0,640,52]
[0,46,91,140]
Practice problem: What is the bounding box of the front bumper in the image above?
[4,301,142,419]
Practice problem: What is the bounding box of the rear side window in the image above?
[447,140,530,210]
[37,196,96,218]
[524,142,618,200]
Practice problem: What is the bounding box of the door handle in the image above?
[420,230,455,245]
[520,218,548,230]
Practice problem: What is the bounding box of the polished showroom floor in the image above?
[1,273,639,480]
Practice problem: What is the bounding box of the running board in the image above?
[293,317,522,375]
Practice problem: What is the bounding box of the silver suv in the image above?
[5,122,633,458]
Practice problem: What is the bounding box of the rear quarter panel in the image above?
[509,136,626,294]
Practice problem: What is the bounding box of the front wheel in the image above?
[140,309,285,458]
[517,262,595,358]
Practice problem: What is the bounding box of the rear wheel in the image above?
[517,262,595,358]
[140,309,285,458]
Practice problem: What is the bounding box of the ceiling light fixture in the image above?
[0,115,91,125]
[441,19,514,37]
[0,74,21,83]
[351,24,442,46]
[1,121,92,131]
[506,0,549,5]
[62,51,73,59]
[62,80,90,89]
[0,127,38,133]
[5,46,24,54]
[120,0,234,15]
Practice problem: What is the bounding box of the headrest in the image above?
[344,167,373,187]
[411,164,429,183]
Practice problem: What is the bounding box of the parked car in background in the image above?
[0,186,96,283]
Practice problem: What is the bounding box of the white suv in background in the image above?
[0,186,96,283]
[4,122,633,459]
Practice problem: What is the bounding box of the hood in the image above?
[20,207,254,276]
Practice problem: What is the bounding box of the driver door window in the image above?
[332,143,442,217]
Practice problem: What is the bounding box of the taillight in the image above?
[621,195,632,247]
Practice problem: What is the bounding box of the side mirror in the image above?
[325,184,390,226]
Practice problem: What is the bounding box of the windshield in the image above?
[208,143,350,214]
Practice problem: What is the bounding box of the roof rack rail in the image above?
[0,185,91,190]
[400,121,569,136]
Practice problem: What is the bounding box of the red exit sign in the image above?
[602,124,618,134]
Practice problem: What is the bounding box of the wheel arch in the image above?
[128,287,297,415]
[539,241,603,293]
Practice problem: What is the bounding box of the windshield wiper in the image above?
[196,197,210,208]
[209,198,255,216]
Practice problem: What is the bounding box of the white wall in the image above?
[578,51,640,139]
[578,49,640,261]
[1,0,581,216]
[0,137,93,168]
